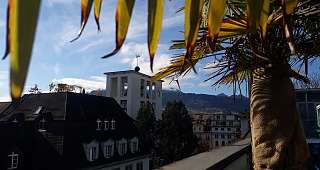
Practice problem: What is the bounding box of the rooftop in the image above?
[159,137,251,170]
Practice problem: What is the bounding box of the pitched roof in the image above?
[0,92,132,120]
[0,102,10,114]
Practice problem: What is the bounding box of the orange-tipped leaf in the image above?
[247,0,264,32]
[71,0,94,42]
[8,0,41,100]
[94,0,102,31]
[102,0,135,58]
[184,0,204,60]
[207,0,227,50]
[148,0,164,72]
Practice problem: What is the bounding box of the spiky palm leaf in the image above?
[154,0,320,94]
[3,0,318,100]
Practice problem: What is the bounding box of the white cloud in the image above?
[45,0,79,7]
[119,42,171,75]
[0,96,11,102]
[52,77,105,92]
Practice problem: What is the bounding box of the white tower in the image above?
[105,69,162,119]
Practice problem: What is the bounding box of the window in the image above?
[217,115,220,120]
[152,83,156,99]
[120,100,127,112]
[215,141,219,146]
[125,164,133,170]
[131,138,139,153]
[118,140,127,156]
[103,140,114,158]
[8,152,18,169]
[215,128,218,131]
[111,119,116,130]
[104,120,109,130]
[136,162,143,170]
[121,77,128,96]
[112,168,120,170]
[111,77,118,98]
[222,141,225,146]
[140,79,145,97]
[227,128,231,131]
[214,134,218,138]
[83,141,99,162]
[38,117,46,132]
[146,81,151,99]
[96,119,102,130]
[229,121,233,126]
[221,128,224,131]
[228,134,231,139]
[105,145,113,158]
[221,134,225,139]
[89,146,97,161]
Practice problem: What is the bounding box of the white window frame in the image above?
[104,120,109,130]
[96,119,102,130]
[102,139,114,158]
[111,119,116,130]
[117,139,127,156]
[83,141,99,162]
[8,152,19,169]
[130,137,139,153]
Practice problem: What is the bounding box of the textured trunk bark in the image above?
[250,73,310,170]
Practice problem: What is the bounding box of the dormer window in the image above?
[130,137,139,153]
[103,140,114,158]
[38,117,46,132]
[83,141,99,162]
[111,119,116,130]
[96,119,102,130]
[104,120,109,130]
[8,152,19,169]
[117,139,127,156]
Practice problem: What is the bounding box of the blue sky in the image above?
[0,0,319,101]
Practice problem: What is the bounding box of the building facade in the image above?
[191,111,248,150]
[0,93,150,170]
[296,88,320,138]
[105,70,162,120]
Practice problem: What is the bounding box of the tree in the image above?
[2,0,320,169]
[136,102,157,150]
[157,101,197,164]
[154,1,320,169]
[29,84,41,94]
[3,0,308,102]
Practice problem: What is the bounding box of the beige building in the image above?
[105,70,162,119]
[191,111,248,150]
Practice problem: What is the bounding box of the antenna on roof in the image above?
[135,54,140,72]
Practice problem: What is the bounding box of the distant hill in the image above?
[90,89,249,113]
[162,90,249,113]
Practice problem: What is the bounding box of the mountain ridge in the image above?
[90,89,249,113]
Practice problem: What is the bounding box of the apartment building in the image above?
[105,70,162,119]
[191,111,248,149]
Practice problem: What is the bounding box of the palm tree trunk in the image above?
[250,70,310,169]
